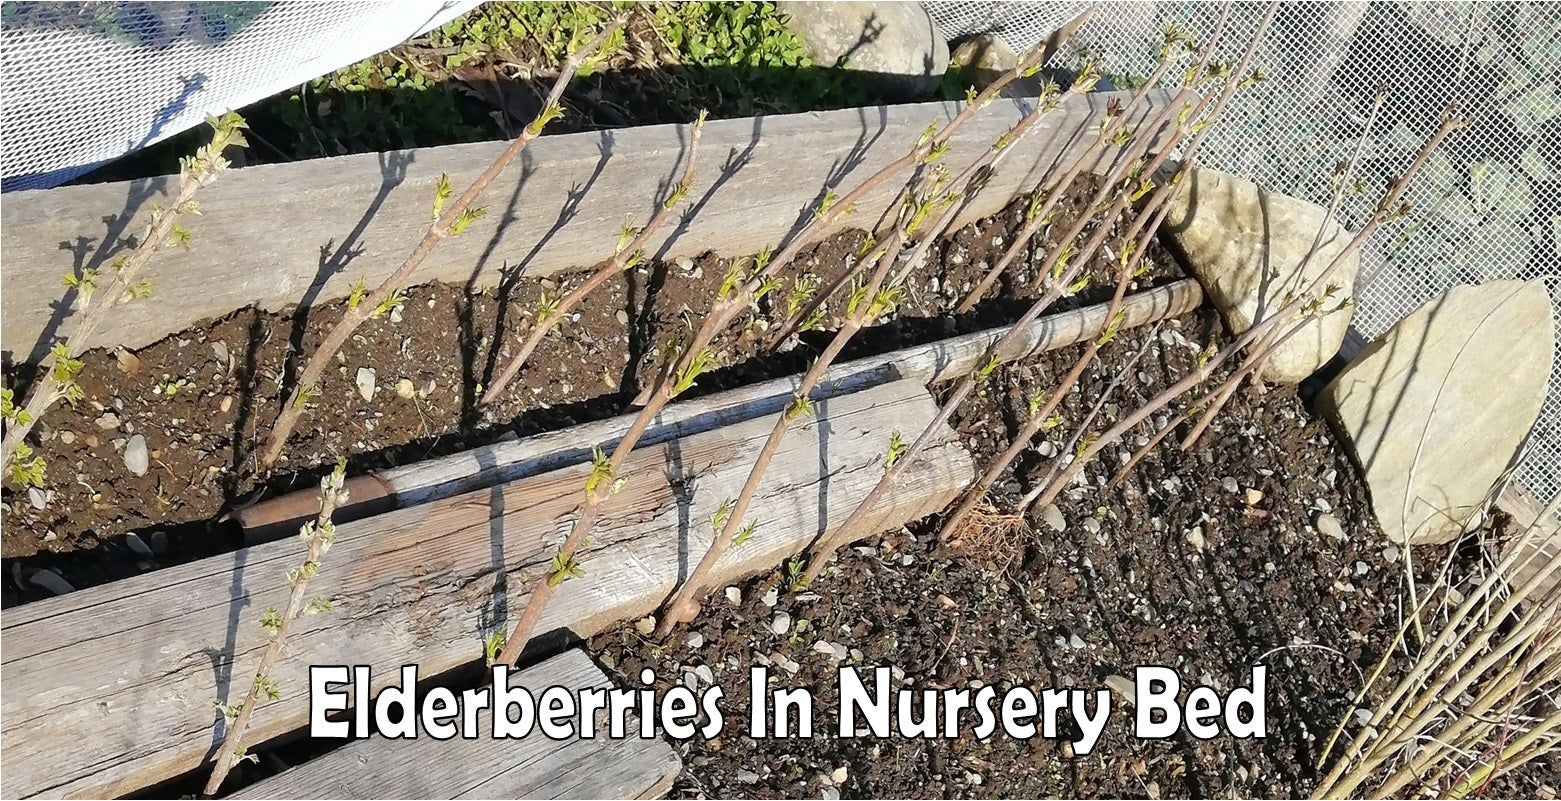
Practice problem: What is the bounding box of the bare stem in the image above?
[652,231,906,638]
[203,462,348,796]
[1,114,246,481]
[479,112,707,406]
[260,18,624,468]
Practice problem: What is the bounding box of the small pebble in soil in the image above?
[635,616,655,636]
[59,430,74,444]
[395,378,415,399]
[1186,525,1207,552]
[123,434,149,476]
[355,367,377,402]
[761,588,779,608]
[219,395,233,413]
[1222,476,1240,493]
[725,586,741,605]
[1316,513,1346,540]
[149,530,169,554]
[94,412,120,430]
[1041,503,1066,532]
[1105,674,1136,705]
[687,632,704,649]
[771,611,791,635]
[1245,488,1265,505]
[28,487,48,510]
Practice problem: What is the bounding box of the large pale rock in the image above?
[1319,280,1556,545]
[1163,167,1360,384]
[778,2,949,97]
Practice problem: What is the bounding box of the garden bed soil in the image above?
[590,312,1546,798]
[2,176,1163,604]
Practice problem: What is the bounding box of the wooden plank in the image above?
[233,649,681,800]
[0,90,1175,360]
[236,278,1202,541]
[0,379,971,799]
[1499,483,1559,604]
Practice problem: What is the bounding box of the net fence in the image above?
[928,0,1561,500]
[0,1,478,190]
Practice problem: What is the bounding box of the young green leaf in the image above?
[432,173,453,220]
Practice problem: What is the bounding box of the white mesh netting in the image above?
[1,1,478,190]
[928,1,1561,500]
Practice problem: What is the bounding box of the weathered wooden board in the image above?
[238,279,1202,541]
[1,379,970,799]
[1,90,1175,361]
[233,648,680,800]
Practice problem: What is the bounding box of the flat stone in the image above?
[778,1,948,97]
[1040,503,1066,532]
[1316,513,1346,541]
[355,367,377,402]
[1319,280,1555,545]
[122,434,149,476]
[1163,167,1360,384]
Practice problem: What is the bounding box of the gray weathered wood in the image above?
[237,278,1202,542]
[1,379,969,799]
[232,648,681,800]
[1,91,1174,361]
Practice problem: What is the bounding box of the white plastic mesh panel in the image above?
[928,1,1561,499]
[1,1,479,190]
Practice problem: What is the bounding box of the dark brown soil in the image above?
[588,312,1544,798]
[2,175,1166,605]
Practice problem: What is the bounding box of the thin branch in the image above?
[2,114,247,481]
[259,17,625,467]
[479,111,707,405]
[203,462,348,796]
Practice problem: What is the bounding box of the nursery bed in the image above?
[590,309,1550,799]
[1,176,1173,602]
